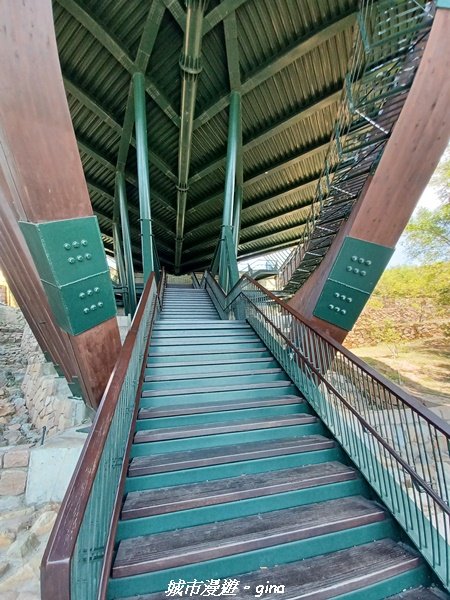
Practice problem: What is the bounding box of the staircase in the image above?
[106,285,447,600]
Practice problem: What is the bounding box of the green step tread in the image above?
[138,395,302,418]
[387,588,450,599]
[128,434,336,476]
[117,540,426,600]
[134,414,316,443]
[144,368,283,383]
[112,496,386,578]
[141,381,296,398]
[147,349,271,362]
[146,357,274,369]
[121,461,357,519]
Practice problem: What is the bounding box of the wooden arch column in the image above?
[0,0,121,408]
[289,7,450,344]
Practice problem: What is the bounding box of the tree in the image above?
[402,202,450,264]
[401,146,450,264]
[429,147,450,203]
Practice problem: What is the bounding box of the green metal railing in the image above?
[41,268,166,600]
[204,272,450,590]
[279,0,433,293]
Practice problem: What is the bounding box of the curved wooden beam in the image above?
[289,8,450,343]
[0,0,121,407]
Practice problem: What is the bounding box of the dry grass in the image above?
[351,337,450,409]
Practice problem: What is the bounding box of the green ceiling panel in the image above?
[51,0,429,273]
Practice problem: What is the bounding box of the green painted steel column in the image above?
[232,101,244,256]
[220,91,241,291]
[117,170,137,316]
[232,184,243,255]
[133,72,154,282]
[112,221,129,314]
[175,0,209,273]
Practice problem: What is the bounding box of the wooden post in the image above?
[289,8,450,343]
[0,0,121,408]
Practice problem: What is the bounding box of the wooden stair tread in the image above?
[125,540,423,600]
[122,461,357,519]
[128,435,335,476]
[146,357,273,368]
[144,368,283,382]
[148,348,269,357]
[138,395,302,419]
[153,322,249,328]
[227,540,422,600]
[141,381,295,397]
[152,330,255,337]
[158,318,222,322]
[150,337,260,345]
[112,496,385,577]
[134,414,316,443]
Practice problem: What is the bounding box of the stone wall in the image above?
[346,297,447,348]
[0,306,23,329]
[0,309,93,598]
[20,325,89,439]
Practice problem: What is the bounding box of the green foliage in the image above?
[402,202,450,264]
[373,262,450,304]
[429,148,450,203]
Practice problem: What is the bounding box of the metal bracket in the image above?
[20,216,116,335]
[313,236,394,330]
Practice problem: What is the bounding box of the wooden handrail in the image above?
[225,273,450,438]
[243,293,450,517]
[98,268,166,599]
[41,271,158,599]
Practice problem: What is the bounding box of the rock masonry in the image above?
[0,305,89,599]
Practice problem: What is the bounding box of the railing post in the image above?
[220,91,241,292]
[117,170,137,316]
[133,72,154,282]
[112,221,129,314]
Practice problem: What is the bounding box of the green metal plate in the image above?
[313,281,369,330]
[328,237,394,294]
[20,217,116,335]
[42,271,116,335]
[20,217,108,286]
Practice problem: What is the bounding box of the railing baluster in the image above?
[42,269,166,600]
[218,272,450,591]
